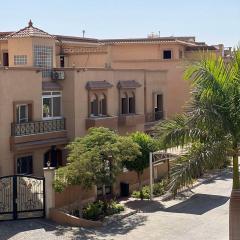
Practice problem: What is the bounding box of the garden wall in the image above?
[55,185,96,208]
[54,160,169,207]
[113,160,169,195]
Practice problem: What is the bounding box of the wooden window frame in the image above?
[42,91,62,120]
[13,100,33,123]
[15,153,34,175]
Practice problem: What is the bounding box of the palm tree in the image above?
[154,50,240,239]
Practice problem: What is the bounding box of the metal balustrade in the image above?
[11,118,65,136]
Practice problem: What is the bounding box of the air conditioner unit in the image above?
[51,71,65,80]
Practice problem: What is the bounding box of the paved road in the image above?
[0,170,231,240]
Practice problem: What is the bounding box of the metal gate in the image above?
[0,175,45,221]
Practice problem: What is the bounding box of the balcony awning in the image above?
[117,80,141,89]
[42,81,62,91]
[86,80,113,90]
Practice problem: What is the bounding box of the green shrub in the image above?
[82,200,124,220]
[106,200,125,215]
[82,200,104,220]
[132,185,150,199]
[153,181,166,196]
[131,180,167,199]
[53,178,67,192]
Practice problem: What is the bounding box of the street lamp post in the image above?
[149,152,153,200]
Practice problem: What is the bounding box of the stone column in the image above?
[43,167,55,218]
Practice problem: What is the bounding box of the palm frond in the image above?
[168,140,228,195]
[155,114,207,149]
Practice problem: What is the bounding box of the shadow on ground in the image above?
[0,219,59,240]
[69,214,148,240]
[165,193,229,215]
[195,170,232,186]
[0,214,148,240]
[125,199,165,213]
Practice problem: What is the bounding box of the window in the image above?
[90,94,98,117]
[128,92,135,114]
[97,185,112,197]
[17,156,33,175]
[16,104,28,123]
[121,93,128,114]
[90,93,107,117]
[121,92,136,114]
[163,50,172,60]
[99,94,107,116]
[60,56,65,68]
[42,91,62,119]
[34,45,53,77]
[14,55,27,65]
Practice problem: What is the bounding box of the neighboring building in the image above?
[0,21,226,177]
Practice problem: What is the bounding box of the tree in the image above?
[154,51,240,239]
[54,127,140,196]
[123,131,158,190]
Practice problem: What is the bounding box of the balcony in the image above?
[118,114,145,127]
[145,111,164,123]
[145,111,164,132]
[86,116,118,130]
[10,118,68,151]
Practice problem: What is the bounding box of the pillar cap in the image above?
[43,167,56,171]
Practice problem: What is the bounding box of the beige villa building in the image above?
[0,21,226,180]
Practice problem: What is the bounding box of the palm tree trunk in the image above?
[232,152,239,189]
[229,145,240,240]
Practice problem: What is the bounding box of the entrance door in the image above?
[44,147,63,168]
[0,175,45,221]
[3,52,9,66]
[155,94,163,120]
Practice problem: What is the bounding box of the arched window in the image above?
[90,94,98,116]
[121,92,128,114]
[99,94,107,116]
[128,91,135,114]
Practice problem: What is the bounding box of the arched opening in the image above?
[99,93,107,116]
[121,92,128,114]
[44,146,63,168]
[90,94,98,117]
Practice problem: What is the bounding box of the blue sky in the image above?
[1,0,239,47]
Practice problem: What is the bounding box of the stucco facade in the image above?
[0,21,225,178]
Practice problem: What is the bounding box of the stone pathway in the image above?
[0,170,231,240]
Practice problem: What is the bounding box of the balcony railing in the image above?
[11,118,65,136]
[118,114,145,126]
[145,111,164,122]
[86,116,118,130]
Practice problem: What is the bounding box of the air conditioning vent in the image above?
[51,71,65,80]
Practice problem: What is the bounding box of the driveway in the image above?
[0,170,231,240]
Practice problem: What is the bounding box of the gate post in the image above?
[43,167,55,218]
